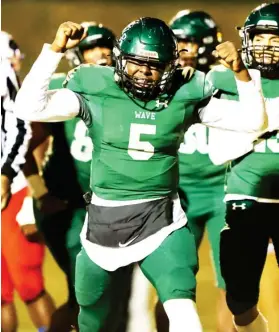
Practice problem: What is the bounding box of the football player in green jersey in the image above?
[65,21,115,67]
[169,10,222,71]
[24,22,118,331]
[165,10,234,332]
[15,18,266,332]
[206,3,279,332]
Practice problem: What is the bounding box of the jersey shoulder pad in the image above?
[178,69,212,100]
[206,65,237,94]
[63,64,114,94]
[49,72,67,90]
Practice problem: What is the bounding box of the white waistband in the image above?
[91,193,165,207]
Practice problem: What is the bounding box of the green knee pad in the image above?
[140,226,198,303]
[179,191,226,290]
[75,248,111,331]
[75,248,133,332]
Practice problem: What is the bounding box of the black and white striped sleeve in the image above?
[1,114,31,181]
[1,72,32,182]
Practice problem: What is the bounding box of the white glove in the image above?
[16,196,36,226]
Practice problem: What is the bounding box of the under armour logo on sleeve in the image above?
[232,203,247,210]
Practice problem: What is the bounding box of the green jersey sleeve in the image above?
[180,69,214,124]
[63,66,93,127]
[206,65,238,95]
[49,73,67,90]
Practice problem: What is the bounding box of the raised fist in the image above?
[51,21,87,53]
[214,41,245,73]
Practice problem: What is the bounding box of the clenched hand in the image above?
[214,41,250,81]
[51,21,88,53]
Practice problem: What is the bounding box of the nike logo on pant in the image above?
[118,235,139,248]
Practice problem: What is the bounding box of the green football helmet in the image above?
[239,3,279,79]
[113,17,178,101]
[65,22,116,67]
[169,10,222,72]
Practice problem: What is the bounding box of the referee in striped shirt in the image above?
[1,31,31,210]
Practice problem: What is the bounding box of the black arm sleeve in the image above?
[75,93,93,127]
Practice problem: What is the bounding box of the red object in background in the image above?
[1,187,45,303]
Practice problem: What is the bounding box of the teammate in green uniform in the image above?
[15,18,266,332]
[65,21,115,67]
[168,10,234,332]
[206,3,279,332]
[26,23,117,331]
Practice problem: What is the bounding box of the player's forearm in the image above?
[22,131,49,199]
[23,125,50,178]
[234,69,267,132]
[233,68,251,82]
[22,151,48,199]
[15,44,80,122]
[24,163,48,199]
[200,70,267,132]
[22,148,41,178]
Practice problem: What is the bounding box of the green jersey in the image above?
[49,73,66,90]
[42,73,91,202]
[64,65,212,201]
[179,124,226,193]
[64,117,92,194]
[208,67,279,199]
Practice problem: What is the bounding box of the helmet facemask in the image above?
[114,45,177,102]
[240,27,279,79]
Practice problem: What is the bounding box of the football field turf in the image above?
[15,236,279,332]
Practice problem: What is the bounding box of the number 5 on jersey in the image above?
[128,123,156,160]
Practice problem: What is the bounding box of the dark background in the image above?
[2,0,262,77]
